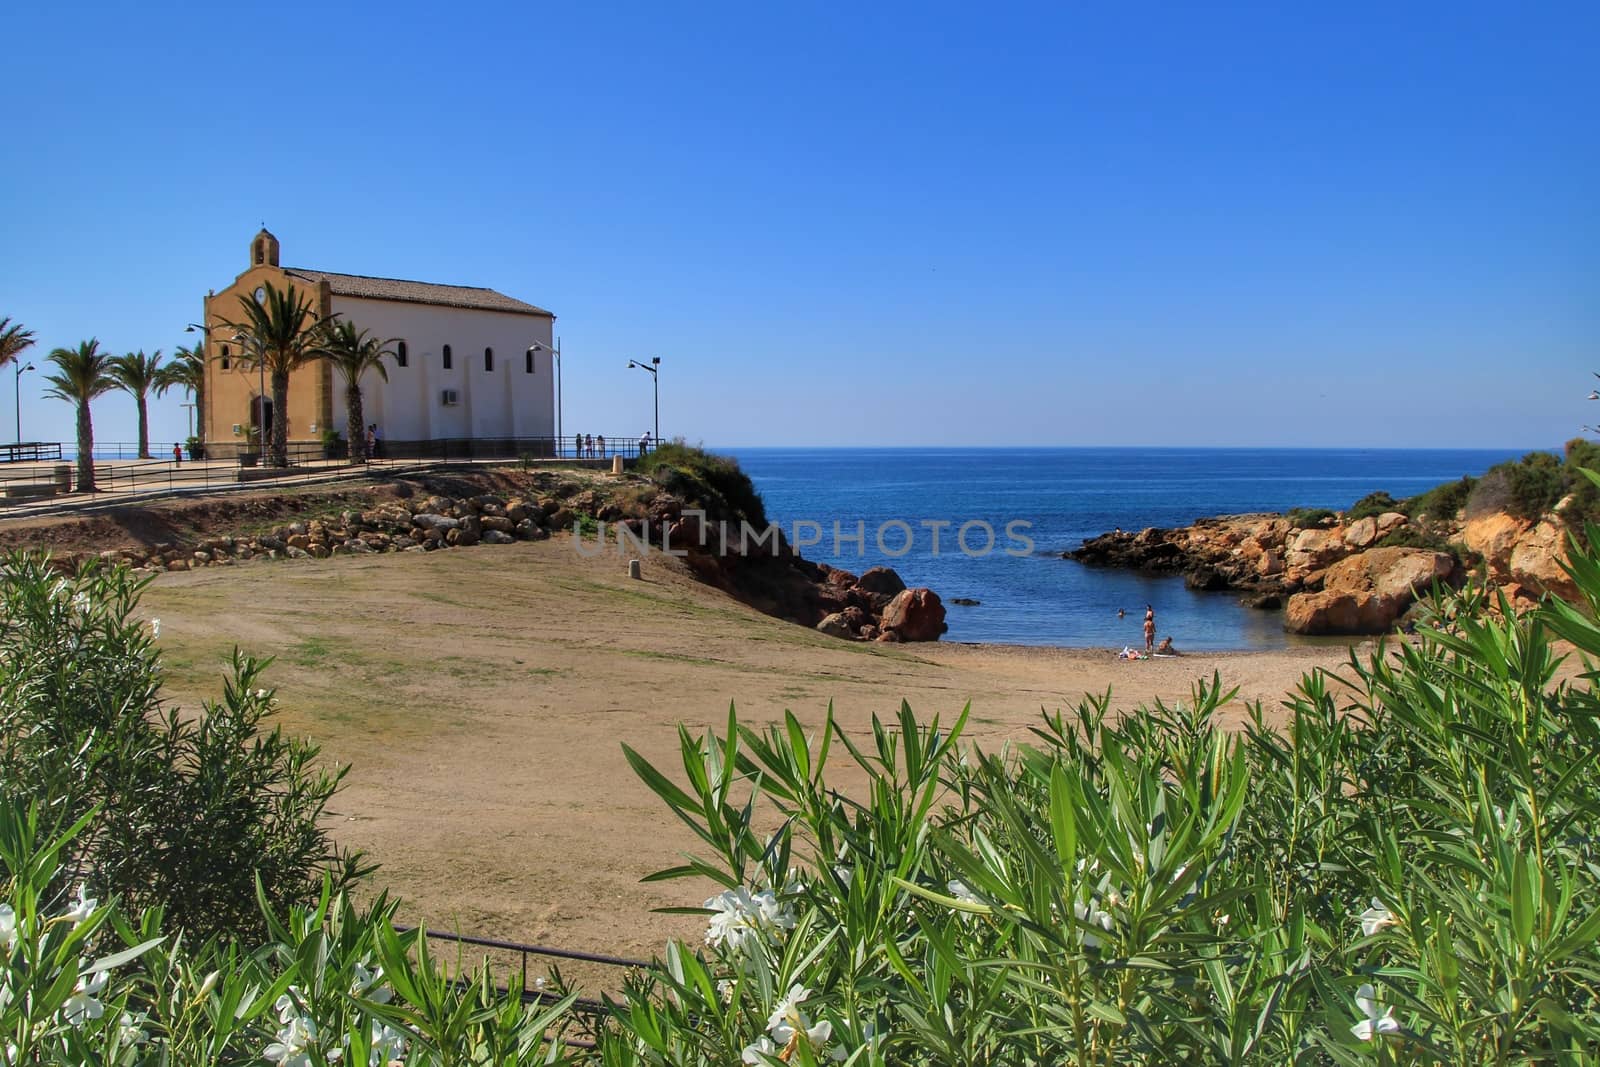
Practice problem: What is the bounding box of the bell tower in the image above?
[250,228,280,268]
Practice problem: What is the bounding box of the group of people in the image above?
[572,431,653,459]
[1117,604,1177,656]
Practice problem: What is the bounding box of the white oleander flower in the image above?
[117,1010,149,1046]
[767,984,835,1054]
[150,618,160,639]
[1360,898,1398,936]
[1074,901,1114,949]
[704,887,794,952]
[72,592,90,614]
[256,688,269,700]
[62,884,96,925]
[741,1036,779,1064]
[717,978,735,1003]
[947,879,980,905]
[264,1013,316,1067]
[63,971,109,1026]
[369,1021,408,1065]
[351,963,392,1005]
[0,903,16,949]
[1351,983,1401,1042]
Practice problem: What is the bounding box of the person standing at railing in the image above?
[172,442,182,465]
[596,434,606,458]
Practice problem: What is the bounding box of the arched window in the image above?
[484,347,494,372]
[442,344,453,370]
[525,348,535,374]
[395,340,408,368]
[220,344,230,370]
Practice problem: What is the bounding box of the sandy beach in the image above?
[131,533,1360,967]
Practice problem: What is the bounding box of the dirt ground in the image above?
[133,534,1360,974]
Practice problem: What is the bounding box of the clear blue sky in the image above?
[3,2,1594,449]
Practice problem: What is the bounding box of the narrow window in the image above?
[525,349,535,374]
[220,344,230,370]
[396,340,408,368]
[442,344,453,370]
[484,347,494,372]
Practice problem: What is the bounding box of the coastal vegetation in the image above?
[107,349,165,460]
[5,517,1600,1062]
[41,340,116,493]
[321,321,398,463]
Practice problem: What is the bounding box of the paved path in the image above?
[0,455,621,520]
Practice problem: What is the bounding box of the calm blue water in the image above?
[726,448,1528,651]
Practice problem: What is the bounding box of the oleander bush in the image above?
[0,553,368,944]
[8,529,1600,1064]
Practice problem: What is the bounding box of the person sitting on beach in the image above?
[1156,636,1178,655]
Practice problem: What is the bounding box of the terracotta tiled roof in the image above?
[284,268,553,318]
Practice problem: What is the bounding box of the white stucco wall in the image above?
[326,295,554,442]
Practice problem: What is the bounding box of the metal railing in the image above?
[398,926,650,1048]
[0,435,656,515]
[0,442,62,463]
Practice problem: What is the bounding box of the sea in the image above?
[725,448,1529,651]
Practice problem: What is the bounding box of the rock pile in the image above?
[85,491,560,574]
[1069,503,1577,636]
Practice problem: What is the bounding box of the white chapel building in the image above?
[202,229,555,456]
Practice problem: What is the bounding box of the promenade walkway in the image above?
[0,453,629,521]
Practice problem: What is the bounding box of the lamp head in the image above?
[652,356,660,366]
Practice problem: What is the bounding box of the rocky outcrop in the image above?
[1285,548,1457,635]
[1508,519,1577,600]
[26,466,949,644]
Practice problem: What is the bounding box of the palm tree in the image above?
[44,340,116,492]
[222,281,328,467]
[0,318,36,372]
[320,320,396,462]
[155,343,207,452]
[109,350,165,458]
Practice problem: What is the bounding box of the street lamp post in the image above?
[526,338,563,455]
[14,362,34,443]
[627,357,661,447]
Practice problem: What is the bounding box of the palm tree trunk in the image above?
[136,395,150,458]
[346,387,366,463]
[195,382,206,447]
[270,368,289,467]
[76,401,95,492]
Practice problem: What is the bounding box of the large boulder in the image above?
[1509,519,1577,600]
[1285,528,1346,571]
[879,588,947,642]
[857,566,907,596]
[1284,590,1394,635]
[1287,547,1456,634]
[816,612,855,639]
[1462,512,1529,578]
[1343,516,1378,549]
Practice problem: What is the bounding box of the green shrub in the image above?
[1345,490,1400,521]
[1405,475,1476,521]
[1286,507,1335,528]
[1470,451,1563,521]
[637,439,768,528]
[0,553,368,942]
[617,559,1600,1064]
[14,535,1600,1064]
